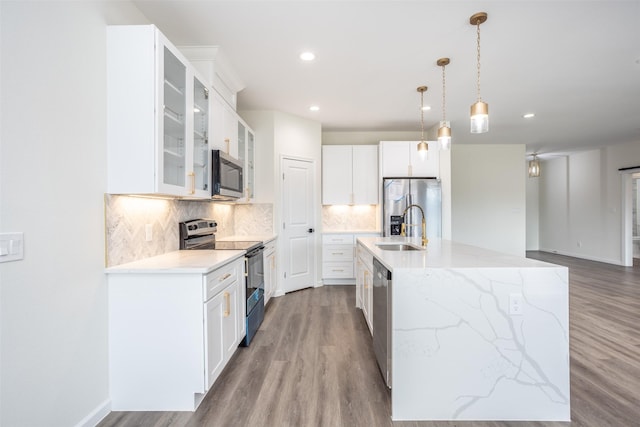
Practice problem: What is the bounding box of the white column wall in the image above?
[538,140,640,265]
[0,2,148,426]
[450,144,527,257]
[526,166,540,250]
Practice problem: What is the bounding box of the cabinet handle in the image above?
[331,252,344,255]
[223,291,230,317]
[188,172,195,194]
[225,138,230,154]
[408,164,413,177]
[219,273,231,282]
[246,187,250,199]
[332,269,344,272]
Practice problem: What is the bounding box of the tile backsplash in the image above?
[105,195,273,266]
[322,205,378,232]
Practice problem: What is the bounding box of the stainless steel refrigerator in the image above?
[382,178,442,238]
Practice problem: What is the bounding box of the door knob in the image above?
[308,228,315,233]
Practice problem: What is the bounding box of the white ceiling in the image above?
[133,0,640,156]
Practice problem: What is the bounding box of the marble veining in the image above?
[357,236,570,421]
[392,267,570,421]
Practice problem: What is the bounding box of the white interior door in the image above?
[282,157,316,293]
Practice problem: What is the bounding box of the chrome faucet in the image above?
[400,204,428,247]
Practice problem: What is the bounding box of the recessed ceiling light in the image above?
[300,52,315,61]
[421,106,431,111]
[309,105,320,112]
[523,113,535,118]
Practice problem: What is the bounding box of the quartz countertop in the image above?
[105,250,245,274]
[356,235,570,421]
[357,236,558,271]
[322,230,381,234]
[217,234,277,244]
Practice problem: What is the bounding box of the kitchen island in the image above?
[357,236,570,422]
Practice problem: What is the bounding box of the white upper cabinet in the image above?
[380,141,439,178]
[236,118,255,201]
[211,91,239,158]
[107,25,210,198]
[322,145,378,205]
[352,145,379,204]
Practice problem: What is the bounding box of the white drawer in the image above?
[322,234,354,245]
[322,262,354,278]
[204,260,240,301]
[323,245,354,262]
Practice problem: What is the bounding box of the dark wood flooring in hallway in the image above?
[98,252,640,427]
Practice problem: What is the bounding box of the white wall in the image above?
[526,166,540,250]
[241,110,322,291]
[274,112,323,287]
[539,141,640,264]
[0,2,148,426]
[323,130,420,145]
[451,144,527,257]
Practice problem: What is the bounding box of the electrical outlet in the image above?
[509,293,524,316]
[145,224,153,242]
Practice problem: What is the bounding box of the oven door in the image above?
[245,247,265,314]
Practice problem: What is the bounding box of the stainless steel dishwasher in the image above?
[373,258,392,388]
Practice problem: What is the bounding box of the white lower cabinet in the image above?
[322,234,355,284]
[356,242,374,335]
[108,256,245,411]
[204,275,241,390]
[263,239,277,305]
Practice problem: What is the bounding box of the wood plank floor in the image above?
[99,252,640,427]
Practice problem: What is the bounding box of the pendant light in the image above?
[470,12,489,134]
[416,86,429,155]
[437,58,451,150]
[529,154,541,177]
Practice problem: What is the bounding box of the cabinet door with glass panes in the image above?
[159,44,188,195]
[190,76,210,197]
[107,25,211,199]
[237,119,255,202]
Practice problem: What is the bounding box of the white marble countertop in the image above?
[105,250,245,274]
[322,230,381,234]
[357,236,559,271]
[217,234,277,244]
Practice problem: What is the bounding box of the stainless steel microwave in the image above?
[211,150,243,200]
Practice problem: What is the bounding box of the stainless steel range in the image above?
[179,219,265,346]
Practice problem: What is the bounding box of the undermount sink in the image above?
[376,243,424,251]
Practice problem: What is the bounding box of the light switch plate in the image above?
[0,232,24,263]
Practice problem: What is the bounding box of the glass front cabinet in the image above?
[237,119,255,202]
[107,24,211,198]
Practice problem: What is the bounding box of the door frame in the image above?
[621,168,640,266]
[277,154,319,295]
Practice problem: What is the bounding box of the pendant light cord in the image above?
[420,90,425,141]
[476,20,482,102]
[442,64,447,122]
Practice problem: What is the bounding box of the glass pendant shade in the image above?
[438,122,451,150]
[438,121,451,150]
[470,101,489,134]
[417,140,428,156]
[529,156,541,177]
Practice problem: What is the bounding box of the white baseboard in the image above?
[537,248,623,266]
[74,399,111,427]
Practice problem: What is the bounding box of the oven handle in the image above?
[245,257,248,277]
